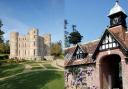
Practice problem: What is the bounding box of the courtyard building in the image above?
[10,28,51,60]
[65,1,128,89]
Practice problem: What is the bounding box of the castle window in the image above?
[34,35,36,38]
[34,49,35,56]
[34,42,35,46]
[34,30,35,33]
[25,50,26,55]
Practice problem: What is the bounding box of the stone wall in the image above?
[65,64,98,89]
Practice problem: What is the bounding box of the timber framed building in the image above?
[65,1,128,89]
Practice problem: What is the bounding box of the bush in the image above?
[0,54,9,60]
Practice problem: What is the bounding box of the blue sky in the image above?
[0,0,64,43]
[65,0,128,44]
[0,0,128,45]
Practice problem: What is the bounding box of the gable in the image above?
[99,32,119,51]
[92,29,128,59]
[76,46,84,54]
[72,45,88,60]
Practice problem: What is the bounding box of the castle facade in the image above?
[9,28,51,60]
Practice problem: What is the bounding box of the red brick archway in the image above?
[100,54,123,89]
[95,49,127,89]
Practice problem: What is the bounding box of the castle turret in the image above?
[28,28,39,58]
[43,34,51,55]
[10,32,19,59]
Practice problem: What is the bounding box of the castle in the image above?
[9,28,51,60]
[65,1,128,89]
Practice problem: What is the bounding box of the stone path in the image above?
[23,64,32,72]
[38,63,46,69]
[51,60,64,70]
[25,64,32,69]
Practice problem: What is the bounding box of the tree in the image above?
[51,42,62,57]
[0,43,4,53]
[68,31,83,45]
[64,19,70,47]
[0,20,5,54]
[4,40,10,54]
[0,20,8,54]
[0,20,4,43]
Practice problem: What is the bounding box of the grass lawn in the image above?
[0,70,64,89]
[0,54,9,56]
[43,64,58,69]
[0,61,64,89]
[0,63,24,78]
[31,66,44,70]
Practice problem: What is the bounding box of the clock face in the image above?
[112,17,119,25]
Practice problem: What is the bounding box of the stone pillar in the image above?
[43,34,51,55]
[121,58,128,89]
[96,62,101,89]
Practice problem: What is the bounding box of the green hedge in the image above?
[0,54,9,60]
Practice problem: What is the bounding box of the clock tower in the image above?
[108,1,127,28]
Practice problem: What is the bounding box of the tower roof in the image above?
[108,1,126,16]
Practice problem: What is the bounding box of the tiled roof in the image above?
[65,55,94,67]
[65,26,128,67]
[64,40,99,67]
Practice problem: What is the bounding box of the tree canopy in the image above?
[0,20,9,54]
[0,20,4,43]
[51,42,62,57]
[68,31,83,45]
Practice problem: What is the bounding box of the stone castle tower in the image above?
[9,28,51,60]
[43,34,51,56]
[10,32,19,58]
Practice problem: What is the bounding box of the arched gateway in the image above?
[94,45,127,89]
[100,54,122,89]
[65,1,128,89]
